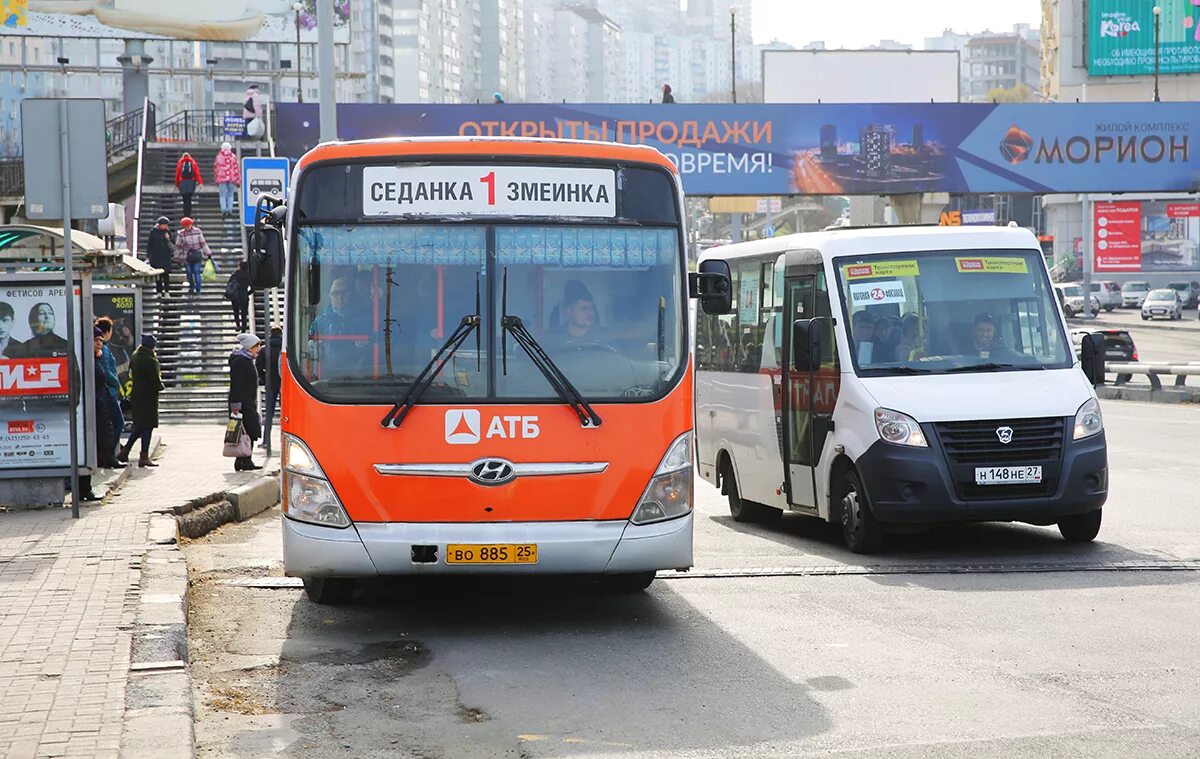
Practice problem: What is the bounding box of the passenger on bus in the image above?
[309,277,362,375]
[849,310,875,364]
[895,313,925,362]
[871,317,899,363]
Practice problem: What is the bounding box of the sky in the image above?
[746,0,1043,49]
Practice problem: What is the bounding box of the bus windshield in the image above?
[834,250,1071,377]
[292,224,684,403]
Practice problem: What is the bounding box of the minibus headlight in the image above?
[630,432,693,525]
[284,471,352,528]
[874,408,928,448]
[283,434,326,478]
[1073,398,1104,440]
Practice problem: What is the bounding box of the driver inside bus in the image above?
[970,313,1021,361]
[547,279,609,350]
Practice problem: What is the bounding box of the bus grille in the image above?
[933,417,1065,465]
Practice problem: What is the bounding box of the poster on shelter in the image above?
[92,289,137,400]
[0,280,88,472]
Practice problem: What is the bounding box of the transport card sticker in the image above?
[848,280,907,307]
[955,257,1029,274]
[842,260,920,279]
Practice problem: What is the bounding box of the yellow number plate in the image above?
[445,544,538,565]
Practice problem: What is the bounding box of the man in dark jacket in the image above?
[119,334,164,468]
[147,216,174,297]
[225,260,253,332]
[229,333,263,471]
[94,317,126,468]
[256,326,283,451]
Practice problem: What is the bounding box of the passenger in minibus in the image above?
[870,317,899,363]
[895,314,925,362]
[850,309,876,363]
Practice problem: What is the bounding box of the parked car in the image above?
[1121,280,1151,308]
[1088,281,1122,312]
[1142,288,1183,320]
[1054,283,1102,317]
[1071,329,1137,361]
[1166,280,1200,309]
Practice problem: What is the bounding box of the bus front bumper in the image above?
[282,512,693,578]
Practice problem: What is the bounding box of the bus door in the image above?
[782,267,839,511]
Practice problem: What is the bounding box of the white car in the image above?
[1141,288,1183,320]
[1121,280,1150,308]
[1054,284,1101,318]
[1089,281,1121,312]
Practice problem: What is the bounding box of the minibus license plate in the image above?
[975,466,1042,485]
[446,544,538,564]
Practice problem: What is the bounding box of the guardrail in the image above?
[1107,362,1200,391]
[155,110,244,144]
[131,98,153,259]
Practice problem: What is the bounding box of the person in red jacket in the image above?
[174,152,203,218]
[213,142,241,219]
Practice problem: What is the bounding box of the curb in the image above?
[1070,316,1200,334]
[1097,385,1200,404]
[119,470,281,759]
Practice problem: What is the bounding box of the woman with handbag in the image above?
[174,152,203,218]
[175,217,214,295]
[119,334,164,468]
[228,333,263,471]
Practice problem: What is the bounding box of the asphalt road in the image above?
[185,400,1200,758]
[1074,307,1200,365]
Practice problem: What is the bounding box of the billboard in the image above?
[1089,0,1200,76]
[277,103,1200,197]
[8,0,350,42]
[1094,199,1200,272]
[92,288,138,401]
[0,278,90,474]
[763,50,960,104]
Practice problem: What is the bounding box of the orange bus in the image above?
[262,138,732,604]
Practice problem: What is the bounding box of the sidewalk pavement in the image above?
[0,422,278,759]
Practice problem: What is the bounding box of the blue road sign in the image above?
[241,156,291,227]
[762,224,775,237]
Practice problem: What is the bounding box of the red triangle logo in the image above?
[451,414,475,437]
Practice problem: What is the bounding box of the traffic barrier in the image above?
[1107,362,1200,392]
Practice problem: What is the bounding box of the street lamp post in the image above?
[293,2,304,103]
[1153,5,1162,102]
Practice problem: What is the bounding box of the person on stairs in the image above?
[225,260,253,332]
[147,216,175,297]
[94,317,126,469]
[214,142,241,219]
[175,217,213,295]
[174,152,203,219]
[229,333,263,471]
[119,334,164,468]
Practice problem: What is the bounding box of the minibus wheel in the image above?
[600,572,656,592]
[1057,509,1102,542]
[722,459,762,523]
[840,471,884,554]
[303,577,356,605]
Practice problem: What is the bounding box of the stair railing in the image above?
[131,99,155,259]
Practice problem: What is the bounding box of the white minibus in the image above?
[695,225,1108,553]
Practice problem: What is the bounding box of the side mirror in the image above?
[247,223,285,291]
[1080,333,1105,386]
[689,259,733,315]
[792,318,822,373]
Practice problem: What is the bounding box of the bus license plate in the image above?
[975,466,1042,485]
[445,544,538,564]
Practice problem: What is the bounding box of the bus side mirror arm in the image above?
[1080,333,1105,387]
[690,259,733,315]
[792,318,822,373]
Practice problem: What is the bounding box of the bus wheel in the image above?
[1058,509,1102,543]
[840,471,885,554]
[303,577,356,605]
[600,572,656,592]
[723,460,759,523]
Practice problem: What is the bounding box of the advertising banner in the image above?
[0,279,88,473]
[277,103,1200,197]
[1089,0,1200,76]
[1094,202,1143,272]
[8,0,351,42]
[92,288,138,400]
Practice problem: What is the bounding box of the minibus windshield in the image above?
[834,250,1071,377]
[292,224,684,403]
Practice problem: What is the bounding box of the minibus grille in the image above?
[933,417,1066,465]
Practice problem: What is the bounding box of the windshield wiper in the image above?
[943,362,1018,374]
[381,276,482,429]
[502,315,602,428]
[880,366,934,375]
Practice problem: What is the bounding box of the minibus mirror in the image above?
[1080,333,1105,386]
[690,259,733,315]
[792,318,822,372]
[306,258,321,306]
[247,224,285,291]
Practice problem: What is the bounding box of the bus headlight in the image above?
[1073,398,1104,440]
[282,434,351,528]
[630,432,693,525]
[874,408,928,448]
